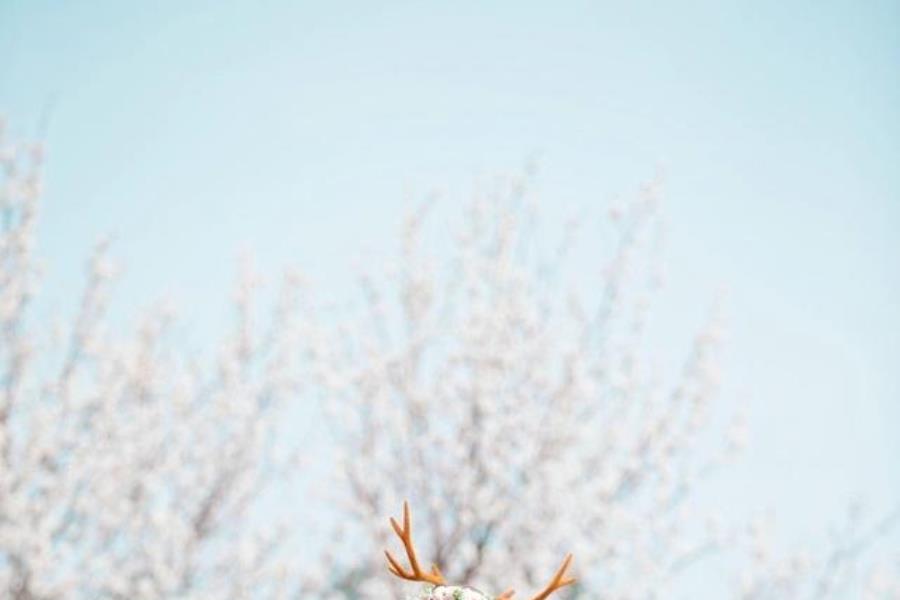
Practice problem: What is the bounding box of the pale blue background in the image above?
[2,0,898,585]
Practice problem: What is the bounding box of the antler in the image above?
[384,501,446,586]
[505,554,574,600]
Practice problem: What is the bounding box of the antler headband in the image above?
[385,502,575,600]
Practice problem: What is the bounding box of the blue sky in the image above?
[2,0,898,579]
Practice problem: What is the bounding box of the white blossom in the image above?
[0,126,305,599]
[299,171,897,599]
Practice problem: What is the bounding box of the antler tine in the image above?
[496,589,517,599]
[528,554,575,600]
[384,501,446,586]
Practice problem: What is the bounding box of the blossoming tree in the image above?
[299,171,898,599]
[0,123,894,599]
[0,123,304,599]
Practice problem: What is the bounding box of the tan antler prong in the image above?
[384,501,446,586]
[528,554,575,600]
